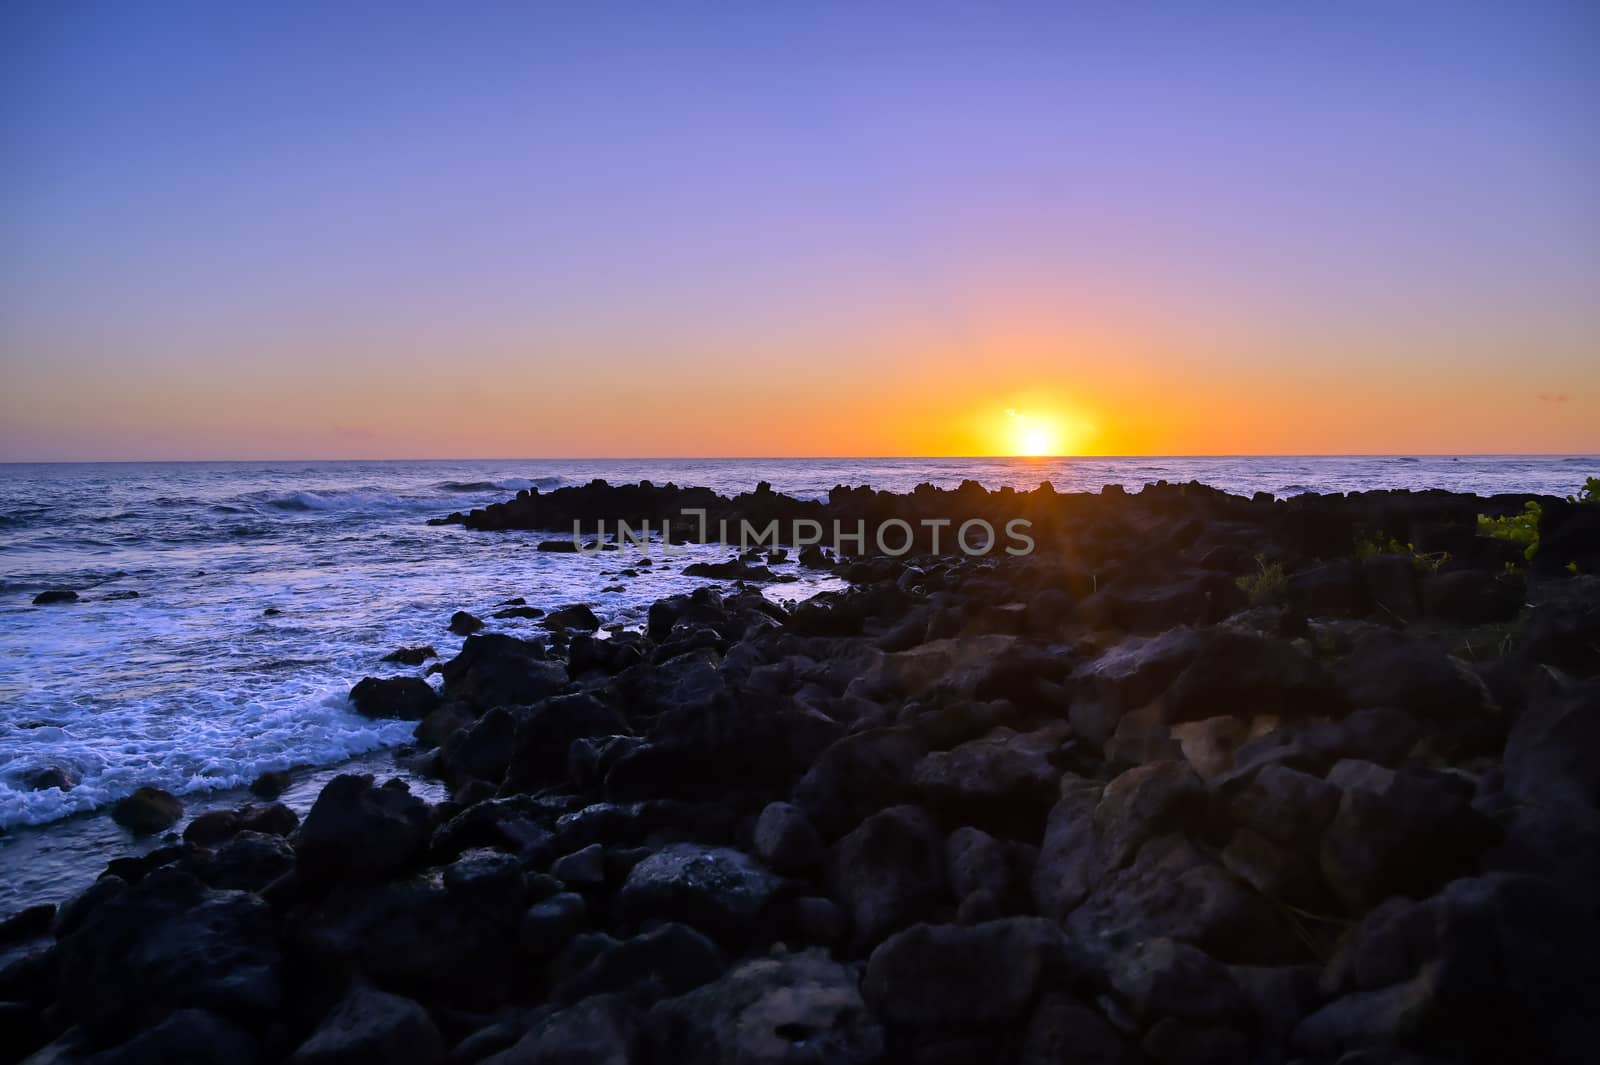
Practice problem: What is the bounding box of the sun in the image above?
[1006,409,1061,456]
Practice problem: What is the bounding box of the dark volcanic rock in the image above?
[825,804,945,952]
[111,786,184,835]
[1319,760,1501,910]
[1338,637,1499,722]
[381,645,437,665]
[555,922,725,1004]
[448,610,484,635]
[436,633,567,711]
[794,727,928,841]
[617,844,782,943]
[249,770,291,798]
[1160,630,1338,724]
[348,675,439,720]
[289,984,444,1065]
[864,917,1072,1027]
[913,723,1067,833]
[752,801,824,873]
[652,950,884,1065]
[22,765,78,791]
[296,774,431,878]
[32,589,78,605]
[542,603,601,632]
[56,868,280,1037]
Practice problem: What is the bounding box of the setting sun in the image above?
[1007,409,1062,457]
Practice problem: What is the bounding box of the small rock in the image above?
[550,843,607,887]
[32,589,78,605]
[752,801,823,873]
[381,645,438,665]
[22,765,78,792]
[520,892,588,955]
[249,769,291,798]
[111,786,184,835]
[449,610,484,635]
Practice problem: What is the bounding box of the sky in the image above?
[2,1,1596,460]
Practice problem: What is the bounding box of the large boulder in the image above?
[824,805,945,952]
[1503,677,1600,809]
[295,775,431,878]
[913,723,1067,834]
[503,694,631,791]
[1319,761,1500,911]
[348,676,439,721]
[288,985,444,1065]
[652,951,883,1065]
[554,923,725,1005]
[436,633,567,711]
[751,802,823,874]
[793,728,928,841]
[864,918,1072,1027]
[1160,631,1338,724]
[55,868,280,1037]
[1337,638,1499,722]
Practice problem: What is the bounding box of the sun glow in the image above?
[1006,409,1063,456]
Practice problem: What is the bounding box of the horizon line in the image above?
[3,452,1598,466]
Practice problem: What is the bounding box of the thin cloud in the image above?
[1536,394,1570,404]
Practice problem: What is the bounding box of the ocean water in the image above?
[0,456,1593,914]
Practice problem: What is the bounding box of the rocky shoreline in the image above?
[4,479,1599,1064]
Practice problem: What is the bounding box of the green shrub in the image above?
[1236,555,1286,605]
[1354,532,1450,574]
[1477,501,1542,566]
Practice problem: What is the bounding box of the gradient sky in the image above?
[2,1,1596,460]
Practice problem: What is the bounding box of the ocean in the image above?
[1,455,1594,914]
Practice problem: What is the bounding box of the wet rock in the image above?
[448,611,484,635]
[1319,760,1500,910]
[182,830,295,892]
[348,676,439,721]
[111,787,184,835]
[51,877,126,940]
[442,848,527,909]
[0,904,54,946]
[617,844,781,943]
[289,985,444,1065]
[652,950,883,1065]
[55,868,280,1037]
[441,704,517,783]
[296,774,431,878]
[541,603,601,632]
[864,918,1072,1027]
[752,801,823,873]
[381,645,438,665]
[249,770,290,798]
[21,766,77,792]
[238,801,297,836]
[31,589,77,605]
[491,605,545,620]
[825,804,945,952]
[182,809,241,846]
